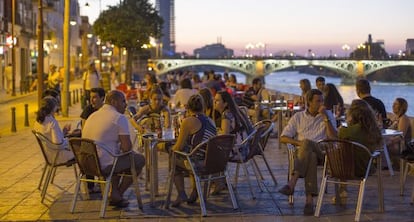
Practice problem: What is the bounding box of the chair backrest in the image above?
[318,139,373,180]
[245,123,267,160]
[32,130,63,166]
[254,120,273,151]
[68,137,104,177]
[138,113,161,131]
[203,135,236,175]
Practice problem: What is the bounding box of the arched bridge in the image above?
[148,58,414,82]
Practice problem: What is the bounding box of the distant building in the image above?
[194,43,234,59]
[406,39,414,56]
[155,0,176,57]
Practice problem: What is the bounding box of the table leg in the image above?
[149,142,159,206]
[382,144,394,176]
[278,110,282,149]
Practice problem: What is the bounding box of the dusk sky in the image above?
[81,0,414,57]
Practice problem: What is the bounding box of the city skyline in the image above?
[81,0,414,57]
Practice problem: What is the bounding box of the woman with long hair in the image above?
[337,99,383,203]
[323,83,344,116]
[297,78,311,109]
[33,96,74,165]
[388,98,412,162]
[214,90,253,139]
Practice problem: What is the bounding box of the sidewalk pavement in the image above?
[1,89,414,221]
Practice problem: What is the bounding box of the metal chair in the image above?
[229,125,267,199]
[400,155,414,204]
[165,135,238,217]
[68,138,143,218]
[251,120,277,186]
[32,130,77,203]
[314,139,384,222]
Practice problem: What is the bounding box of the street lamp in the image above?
[11,0,16,96]
[342,44,350,58]
[37,0,45,107]
[245,43,254,58]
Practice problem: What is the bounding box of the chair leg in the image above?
[314,176,327,217]
[100,179,111,218]
[70,176,82,213]
[241,162,256,199]
[355,180,366,222]
[250,160,265,192]
[411,181,414,205]
[38,165,47,190]
[225,171,239,210]
[50,167,58,184]
[377,159,384,213]
[261,154,278,186]
[401,161,410,196]
[131,173,143,210]
[41,166,54,203]
[252,158,264,180]
[288,153,294,205]
[234,163,240,188]
[195,176,207,217]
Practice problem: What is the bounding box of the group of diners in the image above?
[32,68,414,215]
[278,76,413,215]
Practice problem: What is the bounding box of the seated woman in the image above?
[387,98,412,164]
[214,90,253,143]
[132,87,171,132]
[337,99,383,202]
[212,90,254,194]
[323,83,344,117]
[33,96,75,165]
[171,94,217,207]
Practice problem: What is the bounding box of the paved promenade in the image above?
[1,83,414,221]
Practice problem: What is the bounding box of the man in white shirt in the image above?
[82,63,102,107]
[279,89,337,215]
[82,90,145,207]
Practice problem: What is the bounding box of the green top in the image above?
[338,123,374,177]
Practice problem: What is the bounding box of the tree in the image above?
[93,0,163,84]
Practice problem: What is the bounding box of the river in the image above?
[230,71,414,116]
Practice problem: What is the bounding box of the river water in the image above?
[231,71,414,116]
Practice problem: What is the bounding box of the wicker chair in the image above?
[314,139,384,222]
[68,138,143,218]
[165,134,238,217]
[32,130,77,203]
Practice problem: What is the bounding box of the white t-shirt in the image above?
[82,104,130,169]
[82,70,102,90]
[33,115,74,165]
[169,88,198,107]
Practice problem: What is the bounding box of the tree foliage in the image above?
[93,0,162,50]
[92,0,163,83]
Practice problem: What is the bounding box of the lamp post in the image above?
[342,44,350,58]
[37,0,45,108]
[11,0,16,96]
[61,0,70,117]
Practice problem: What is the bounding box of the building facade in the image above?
[194,43,234,59]
[155,0,175,57]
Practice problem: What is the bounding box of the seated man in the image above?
[82,90,145,208]
[278,89,337,215]
[243,77,271,122]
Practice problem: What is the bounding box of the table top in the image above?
[272,106,302,111]
[142,132,177,142]
[382,129,403,136]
